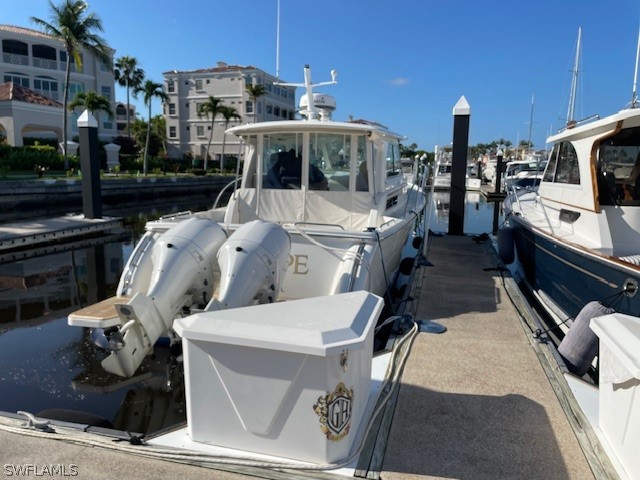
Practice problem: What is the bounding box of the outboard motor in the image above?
[206,220,291,311]
[99,217,227,377]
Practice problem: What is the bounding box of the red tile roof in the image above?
[163,64,258,75]
[0,82,62,108]
[0,24,56,41]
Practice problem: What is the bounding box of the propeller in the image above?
[91,326,126,352]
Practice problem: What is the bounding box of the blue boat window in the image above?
[545,142,579,185]
[598,126,640,205]
[543,144,559,182]
[554,142,580,184]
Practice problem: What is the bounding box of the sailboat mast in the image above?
[567,27,582,125]
[527,92,535,153]
[632,27,640,108]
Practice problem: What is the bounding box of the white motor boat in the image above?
[62,65,427,471]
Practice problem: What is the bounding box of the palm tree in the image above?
[197,96,222,171]
[68,90,113,121]
[31,0,111,169]
[134,80,167,175]
[218,105,241,172]
[114,56,145,139]
[245,83,266,123]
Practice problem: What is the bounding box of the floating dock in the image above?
[0,234,602,479]
[0,214,123,258]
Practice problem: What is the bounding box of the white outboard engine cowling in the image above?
[102,217,227,377]
[206,220,291,311]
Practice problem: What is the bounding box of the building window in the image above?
[103,121,113,130]
[167,80,175,93]
[4,72,29,88]
[69,82,84,97]
[101,86,111,97]
[197,126,205,137]
[33,76,58,99]
[169,103,176,115]
[282,109,287,118]
[195,79,203,90]
[169,126,177,138]
[266,105,272,115]
[206,79,210,84]
[246,101,253,113]
[274,106,280,116]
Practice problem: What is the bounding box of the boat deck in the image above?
[0,234,598,479]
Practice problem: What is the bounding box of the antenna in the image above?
[275,0,280,79]
[276,65,337,120]
[567,27,582,125]
[632,27,640,108]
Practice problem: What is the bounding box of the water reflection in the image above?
[0,202,210,433]
[426,191,504,235]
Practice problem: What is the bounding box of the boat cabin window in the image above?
[309,133,350,190]
[356,135,368,191]
[262,133,303,189]
[386,142,401,177]
[543,142,579,184]
[597,126,640,205]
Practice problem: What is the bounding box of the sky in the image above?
[5,0,640,153]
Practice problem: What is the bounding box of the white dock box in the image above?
[591,313,640,480]
[173,291,383,464]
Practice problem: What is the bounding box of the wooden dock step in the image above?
[68,296,130,328]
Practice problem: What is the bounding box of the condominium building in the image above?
[0,24,117,146]
[115,102,137,135]
[163,62,296,160]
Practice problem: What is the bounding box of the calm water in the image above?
[0,191,500,433]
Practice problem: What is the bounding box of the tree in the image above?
[134,80,167,175]
[114,56,145,139]
[218,105,241,172]
[245,83,266,123]
[68,90,113,121]
[31,0,111,169]
[197,96,222,171]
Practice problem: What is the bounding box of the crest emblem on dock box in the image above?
[313,382,353,441]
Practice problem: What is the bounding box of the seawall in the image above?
[0,175,232,209]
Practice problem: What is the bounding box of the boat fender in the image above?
[399,257,414,276]
[558,301,614,376]
[497,226,514,264]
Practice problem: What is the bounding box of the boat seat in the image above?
[618,254,640,265]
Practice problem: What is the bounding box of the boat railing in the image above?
[556,114,600,133]
[293,221,345,231]
[213,176,243,210]
[535,193,555,234]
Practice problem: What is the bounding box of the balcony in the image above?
[2,52,28,66]
[33,89,60,101]
[32,57,57,70]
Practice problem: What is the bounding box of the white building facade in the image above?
[0,24,117,146]
[163,63,296,160]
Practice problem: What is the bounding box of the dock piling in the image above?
[78,109,102,219]
[449,96,471,235]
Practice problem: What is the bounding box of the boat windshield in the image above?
[261,132,368,191]
[598,126,640,206]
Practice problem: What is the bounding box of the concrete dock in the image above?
[0,234,600,479]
